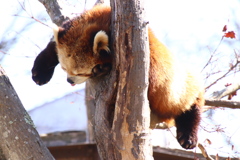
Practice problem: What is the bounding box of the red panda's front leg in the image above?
[175,104,201,149]
[32,41,59,85]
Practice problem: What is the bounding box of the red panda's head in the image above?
[52,6,111,85]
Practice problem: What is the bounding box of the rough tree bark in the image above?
[205,99,240,109]
[0,1,70,159]
[13,0,240,159]
[205,82,240,109]
[0,66,54,160]
[86,0,152,159]
[110,0,152,158]
[38,0,152,158]
[38,0,68,26]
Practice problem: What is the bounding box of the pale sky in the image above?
[0,0,240,157]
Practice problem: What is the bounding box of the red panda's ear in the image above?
[93,31,110,55]
[52,23,60,44]
[52,23,65,45]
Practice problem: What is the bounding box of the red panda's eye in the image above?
[61,67,66,71]
[76,73,92,77]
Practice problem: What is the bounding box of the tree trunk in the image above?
[86,0,153,159]
[38,0,67,26]
[0,66,54,160]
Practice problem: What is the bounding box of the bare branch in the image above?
[16,0,50,27]
[0,50,8,55]
[209,81,240,99]
[205,99,240,109]
[205,82,240,108]
[201,37,224,73]
[198,143,214,160]
[94,0,105,5]
[0,66,54,159]
[205,58,240,90]
[204,70,221,80]
[38,0,68,25]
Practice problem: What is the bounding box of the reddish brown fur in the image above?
[57,6,112,65]
[148,29,204,125]
[35,5,205,149]
[55,5,205,126]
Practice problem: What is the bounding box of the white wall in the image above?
[28,89,87,135]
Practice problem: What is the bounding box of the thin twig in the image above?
[201,36,224,72]
[15,0,51,28]
[205,58,240,90]
[0,50,8,55]
[14,31,41,50]
[204,70,221,80]
[198,143,214,160]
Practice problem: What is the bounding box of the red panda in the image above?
[32,5,204,149]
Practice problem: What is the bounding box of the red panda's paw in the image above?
[32,65,55,86]
[92,63,112,77]
[175,105,201,149]
[31,41,59,85]
[176,131,197,149]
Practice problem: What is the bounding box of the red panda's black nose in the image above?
[67,78,74,84]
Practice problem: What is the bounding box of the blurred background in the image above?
[0,0,240,158]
